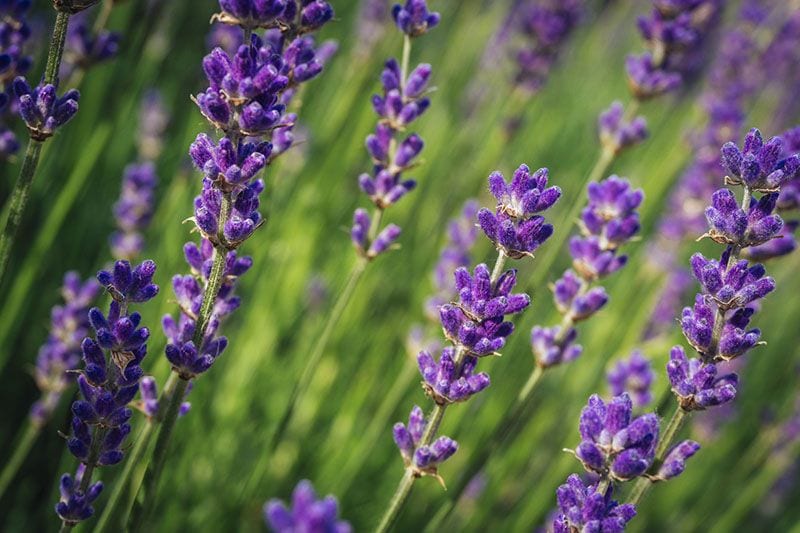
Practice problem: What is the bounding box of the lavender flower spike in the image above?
[553,474,636,533]
[110,163,158,261]
[721,128,800,192]
[393,406,458,484]
[264,480,351,533]
[55,465,103,527]
[13,77,79,141]
[392,0,440,37]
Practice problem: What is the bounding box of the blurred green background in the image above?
[1,0,800,531]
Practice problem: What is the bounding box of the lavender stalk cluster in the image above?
[669,128,798,412]
[165,1,333,380]
[0,0,32,159]
[351,0,439,260]
[30,273,100,426]
[56,260,159,527]
[627,0,720,101]
[513,0,583,93]
[392,164,560,483]
[553,392,699,531]
[530,176,642,369]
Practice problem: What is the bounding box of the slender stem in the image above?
[45,11,71,86]
[627,406,688,506]
[242,257,368,496]
[0,420,40,501]
[94,421,155,533]
[375,251,507,532]
[517,364,544,403]
[0,140,42,289]
[0,8,71,286]
[400,35,411,90]
[131,194,233,529]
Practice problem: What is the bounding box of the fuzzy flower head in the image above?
[393,405,458,483]
[574,393,659,481]
[264,480,351,533]
[680,294,762,361]
[478,165,560,259]
[721,128,800,192]
[55,466,103,527]
[392,0,440,37]
[580,177,643,249]
[350,208,402,260]
[690,250,775,311]
[598,101,648,155]
[553,474,636,533]
[190,133,271,191]
[214,0,288,29]
[193,178,265,247]
[703,189,783,248]
[655,439,700,480]
[667,346,737,411]
[607,351,654,408]
[96,260,159,304]
[418,346,490,405]
[12,78,79,141]
[439,264,529,356]
[531,325,582,368]
[111,163,158,261]
[370,59,432,129]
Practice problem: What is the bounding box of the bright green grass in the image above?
[1,1,799,531]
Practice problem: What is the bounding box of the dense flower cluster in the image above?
[55,465,103,526]
[532,177,641,368]
[0,0,32,159]
[390,164,559,486]
[598,101,648,156]
[627,0,720,100]
[553,474,636,533]
[477,164,560,259]
[513,0,583,93]
[351,0,438,260]
[30,273,100,426]
[264,480,351,533]
[12,78,80,141]
[607,351,654,408]
[55,260,158,527]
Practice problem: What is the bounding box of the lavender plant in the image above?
[115,2,335,527]
[0,0,32,162]
[258,0,440,467]
[376,164,561,531]
[56,259,160,531]
[623,127,800,509]
[0,1,93,286]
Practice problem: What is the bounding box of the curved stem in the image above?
[0,420,40,501]
[130,194,232,530]
[375,251,507,532]
[0,8,71,287]
[94,421,155,533]
[627,406,687,506]
[242,257,367,496]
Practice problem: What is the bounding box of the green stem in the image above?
[131,194,233,530]
[0,140,42,290]
[517,364,544,403]
[627,406,687,506]
[0,8,71,287]
[375,251,508,532]
[0,420,40,501]
[94,421,155,533]
[400,35,411,90]
[242,257,368,496]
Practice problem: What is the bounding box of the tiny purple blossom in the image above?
[418,346,490,404]
[55,466,103,527]
[392,0,440,37]
[553,474,636,533]
[598,101,648,155]
[656,439,700,480]
[393,406,458,477]
[667,345,738,411]
[12,78,79,141]
[264,480,351,533]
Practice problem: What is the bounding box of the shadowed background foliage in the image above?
[1,0,799,531]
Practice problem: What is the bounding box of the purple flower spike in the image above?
[581,176,644,248]
[439,264,529,356]
[721,128,800,192]
[607,351,654,408]
[13,77,80,141]
[656,440,700,480]
[575,394,659,481]
[264,480,351,533]
[55,466,103,527]
[190,133,271,191]
[418,346,490,404]
[667,346,738,411]
[392,0,440,37]
[478,165,560,259]
[553,474,636,533]
[96,260,159,303]
[531,325,582,368]
[393,406,458,481]
[110,163,158,261]
[690,250,775,310]
[598,101,648,155]
[704,188,783,247]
